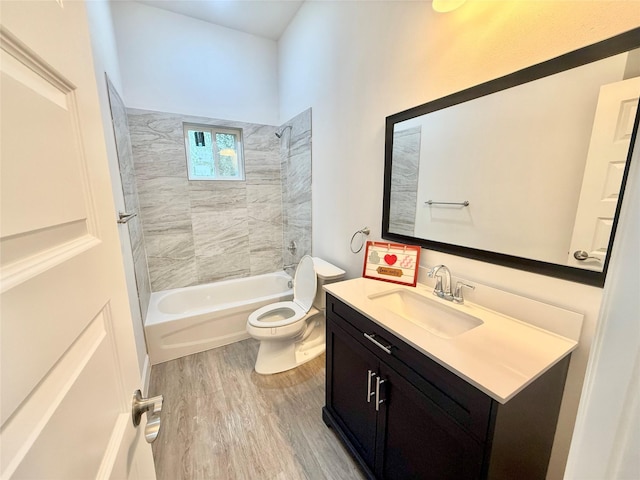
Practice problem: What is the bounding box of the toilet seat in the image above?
[248,256,317,329]
[248,301,307,328]
[246,306,321,341]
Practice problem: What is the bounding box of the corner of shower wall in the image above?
[106,78,152,321]
[389,125,421,237]
[280,108,313,267]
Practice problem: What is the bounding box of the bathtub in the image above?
[145,271,293,364]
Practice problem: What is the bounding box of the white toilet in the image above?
[247,256,345,374]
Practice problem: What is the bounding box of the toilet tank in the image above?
[312,257,346,310]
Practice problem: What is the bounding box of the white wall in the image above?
[110,1,279,125]
[278,2,640,478]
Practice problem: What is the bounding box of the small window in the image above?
[184,124,245,181]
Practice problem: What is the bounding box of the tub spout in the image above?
[283,263,297,278]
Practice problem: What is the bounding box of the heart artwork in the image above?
[384,254,397,266]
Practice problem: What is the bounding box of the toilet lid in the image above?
[293,255,317,312]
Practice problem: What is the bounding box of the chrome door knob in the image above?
[573,250,601,262]
[132,389,163,443]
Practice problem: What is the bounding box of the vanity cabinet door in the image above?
[326,319,380,471]
[377,364,486,480]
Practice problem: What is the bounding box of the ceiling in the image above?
[135,0,305,40]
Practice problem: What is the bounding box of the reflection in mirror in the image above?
[384,29,640,286]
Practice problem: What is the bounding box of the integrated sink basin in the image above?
[368,289,484,339]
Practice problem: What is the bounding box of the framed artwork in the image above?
[362,241,421,287]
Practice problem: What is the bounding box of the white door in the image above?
[564,119,640,480]
[1,1,156,478]
[568,76,640,269]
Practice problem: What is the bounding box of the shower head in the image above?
[275,125,292,138]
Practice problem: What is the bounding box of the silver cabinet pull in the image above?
[132,389,163,443]
[117,211,137,224]
[367,370,377,403]
[375,377,386,411]
[364,333,393,354]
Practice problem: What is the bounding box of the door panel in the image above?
[0,1,154,478]
[7,311,120,478]
[379,364,485,480]
[327,319,379,469]
[0,30,99,292]
[568,77,640,268]
[0,57,88,234]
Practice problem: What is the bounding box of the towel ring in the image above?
[350,227,370,253]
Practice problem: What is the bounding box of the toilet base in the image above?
[254,315,326,375]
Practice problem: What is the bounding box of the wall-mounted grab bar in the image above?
[425,200,470,207]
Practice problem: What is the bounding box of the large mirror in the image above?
[383,28,640,287]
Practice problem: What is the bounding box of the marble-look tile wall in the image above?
[281,108,312,269]
[106,78,152,319]
[128,109,284,291]
[389,126,421,236]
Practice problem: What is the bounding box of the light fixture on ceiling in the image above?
[432,0,466,13]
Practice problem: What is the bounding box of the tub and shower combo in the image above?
[145,271,294,364]
[145,257,346,372]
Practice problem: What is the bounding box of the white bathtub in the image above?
[145,271,293,364]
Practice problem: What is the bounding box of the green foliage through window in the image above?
[184,124,244,181]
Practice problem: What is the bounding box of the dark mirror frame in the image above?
[382,28,640,287]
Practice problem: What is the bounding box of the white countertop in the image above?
[324,277,579,404]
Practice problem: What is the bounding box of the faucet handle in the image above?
[432,276,444,297]
[427,265,443,277]
[453,281,475,304]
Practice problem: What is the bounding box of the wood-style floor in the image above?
[148,339,365,480]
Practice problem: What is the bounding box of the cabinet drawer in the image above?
[328,294,493,441]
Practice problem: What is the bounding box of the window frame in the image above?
[183,123,245,181]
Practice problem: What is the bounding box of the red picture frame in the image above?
[362,241,421,287]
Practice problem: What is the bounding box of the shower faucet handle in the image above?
[117,211,137,224]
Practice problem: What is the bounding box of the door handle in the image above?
[117,211,138,224]
[573,250,602,262]
[375,377,386,412]
[367,370,377,403]
[132,389,163,443]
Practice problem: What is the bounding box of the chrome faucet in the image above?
[428,265,477,304]
[428,265,453,301]
[283,263,297,286]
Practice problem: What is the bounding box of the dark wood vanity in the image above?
[323,294,571,480]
